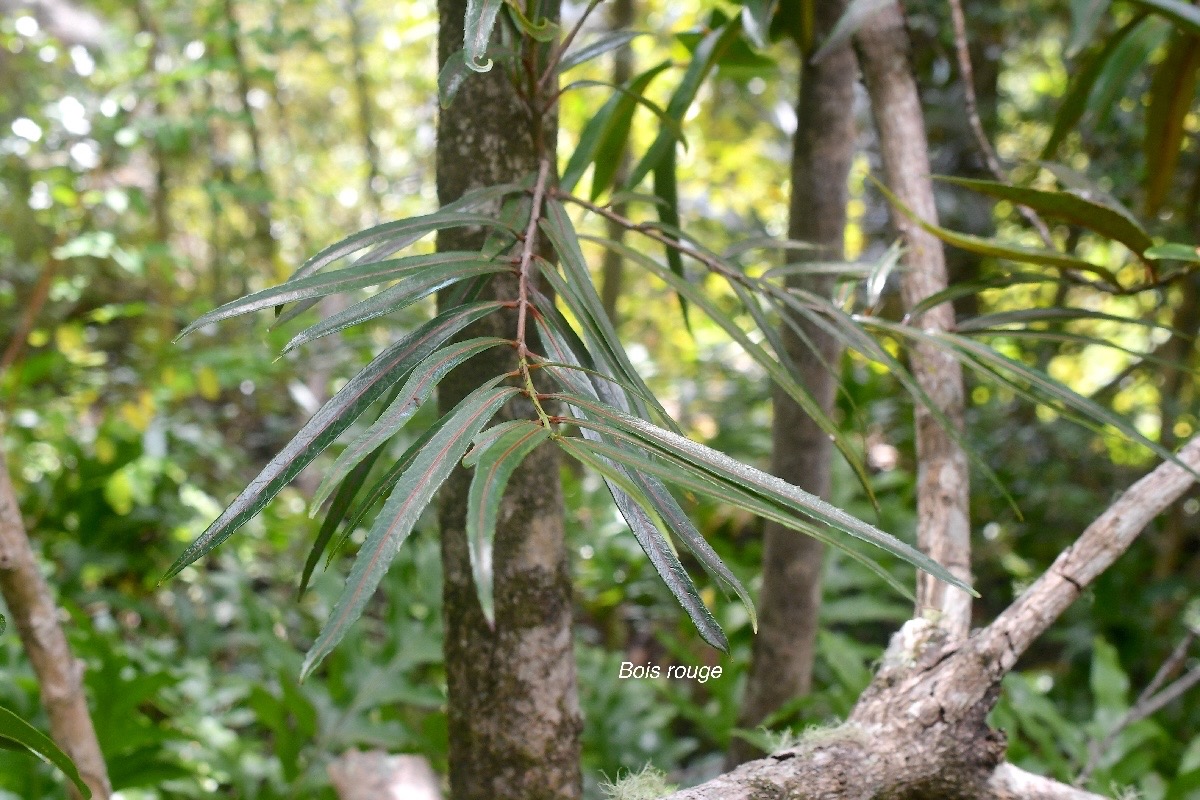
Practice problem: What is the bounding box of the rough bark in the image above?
[856,0,973,637]
[0,450,111,800]
[729,0,857,766]
[665,435,1200,799]
[435,3,582,799]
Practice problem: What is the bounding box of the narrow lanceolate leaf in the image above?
[539,200,675,426]
[465,421,550,624]
[1127,0,1200,34]
[955,307,1175,335]
[557,436,729,651]
[553,392,976,596]
[299,447,385,597]
[439,49,473,108]
[626,19,743,189]
[280,261,508,353]
[1069,0,1113,55]
[1144,31,1200,215]
[558,30,644,73]
[301,384,519,680]
[939,176,1154,256]
[164,305,502,580]
[583,233,876,499]
[653,148,691,328]
[1042,15,1148,159]
[1146,242,1200,263]
[873,180,1121,284]
[502,0,558,41]
[742,0,779,48]
[0,706,90,798]
[566,426,915,599]
[810,0,892,63]
[628,466,757,631]
[288,203,520,286]
[464,0,505,71]
[179,252,495,337]
[582,63,673,197]
[311,337,511,511]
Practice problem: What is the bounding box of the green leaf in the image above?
[939,176,1153,256]
[1126,0,1200,34]
[1144,31,1200,214]
[589,63,674,198]
[180,252,501,336]
[439,49,473,108]
[626,19,744,189]
[956,307,1176,335]
[742,0,780,48]
[1090,16,1169,129]
[503,0,558,41]
[872,179,1121,284]
[810,0,891,64]
[1146,242,1200,262]
[553,392,975,596]
[301,383,519,680]
[465,421,550,624]
[652,147,691,328]
[557,436,729,650]
[311,336,511,511]
[581,233,875,500]
[0,706,90,798]
[288,199,521,285]
[560,420,914,599]
[164,303,502,580]
[558,30,645,73]
[299,445,385,597]
[280,263,509,353]
[1069,0,1113,55]
[464,0,505,71]
[538,199,678,429]
[1041,15,1148,159]
[557,66,679,196]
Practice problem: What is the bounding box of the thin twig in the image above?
[946,0,1056,249]
[553,189,742,281]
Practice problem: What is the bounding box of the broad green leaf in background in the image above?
[1069,0,1113,55]
[939,176,1154,256]
[1041,15,1148,159]
[625,19,743,189]
[742,0,780,48]
[1126,0,1200,34]
[0,706,90,798]
[165,303,503,579]
[1147,243,1200,263]
[464,421,550,624]
[1144,31,1200,214]
[300,382,519,679]
[874,180,1121,284]
[464,0,505,70]
[1088,15,1169,129]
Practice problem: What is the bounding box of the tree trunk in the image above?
[729,0,858,766]
[856,0,973,637]
[0,450,111,800]
[435,3,583,799]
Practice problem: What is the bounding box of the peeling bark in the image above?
[855,0,973,637]
[730,0,857,766]
[0,450,111,800]
[435,2,582,798]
